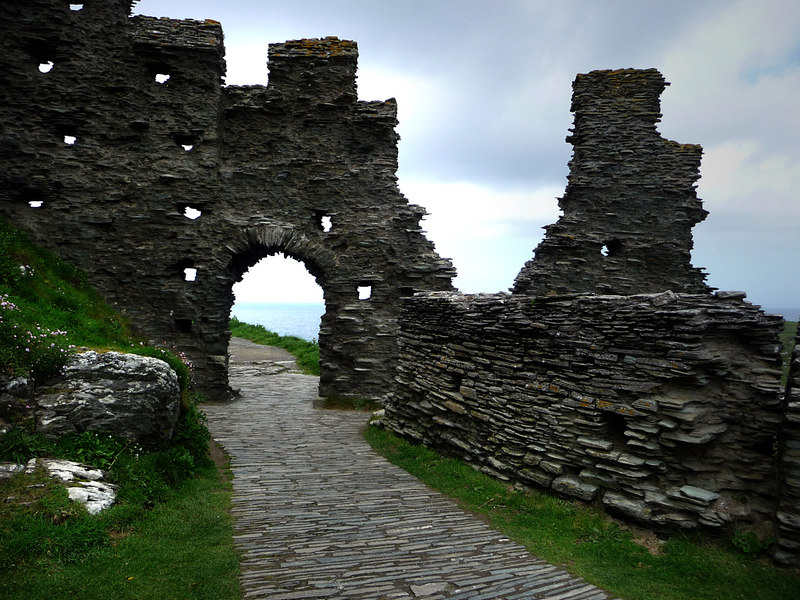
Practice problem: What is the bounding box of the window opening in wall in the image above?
[38,61,54,73]
[175,318,193,333]
[154,73,171,84]
[183,206,202,220]
[313,210,332,232]
[358,285,372,300]
[69,4,84,10]
[174,134,196,151]
[184,267,197,282]
[63,135,77,145]
[601,239,622,258]
[28,200,44,208]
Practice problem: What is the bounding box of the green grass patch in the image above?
[1,216,131,380]
[0,463,241,600]
[0,398,238,599]
[364,426,800,600]
[229,316,320,376]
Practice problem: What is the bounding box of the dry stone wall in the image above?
[384,291,784,532]
[777,335,800,566]
[0,0,455,401]
[384,67,797,563]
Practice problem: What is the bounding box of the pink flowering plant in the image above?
[1,293,74,380]
[1,217,129,383]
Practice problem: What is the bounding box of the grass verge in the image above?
[364,425,800,600]
[0,462,240,600]
[1,216,241,598]
[229,317,320,375]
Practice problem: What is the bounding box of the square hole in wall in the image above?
[69,4,84,10]
[183,206,202,220]
[63,135,77,145]
[38,61,54,74]
[154,73,171,84]
[28,200,44,208]
[601,239,622,257]
[174,133,196,152]
[358,285,372,300]
[175,318,193,333]
[184,267,198,282]
[313,210,332,232]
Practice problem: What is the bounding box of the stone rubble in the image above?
[0,457,117,515]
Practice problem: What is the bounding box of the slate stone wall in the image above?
[0,1,455,400]
[777,335,800,566]
[384,67,797,562]
[384,292,785,532]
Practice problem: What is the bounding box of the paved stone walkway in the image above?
[203,342,614,599]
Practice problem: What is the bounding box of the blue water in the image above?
[765,307,800,321]
[232,302,324,341]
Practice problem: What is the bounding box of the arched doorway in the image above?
[232,253,324,343]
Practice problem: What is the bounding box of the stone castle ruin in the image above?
[2,1,798,565]
[0,0,455,402]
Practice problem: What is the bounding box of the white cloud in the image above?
[402,180,562,293]
[233,255,323,304]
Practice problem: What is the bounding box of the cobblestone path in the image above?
[203,349,614,599]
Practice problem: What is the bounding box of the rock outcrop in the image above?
[776,335,800,566]
[0,457,117,514]
[35,351,180,447]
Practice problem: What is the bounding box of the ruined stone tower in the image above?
[0,0,455,401]
[513,69,711,296]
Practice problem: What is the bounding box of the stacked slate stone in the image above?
[513,69,710,297]
[0,1,455,402]
[776,334,800,566]
[384,291,785,531]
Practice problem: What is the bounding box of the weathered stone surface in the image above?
[35,351,180,446]
[0,1,455,403]
[513,69,710,297]
[776,336,800,566]
[384,291,784,534]
[0,458,117,514]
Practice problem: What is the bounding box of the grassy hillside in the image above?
[0,216,240,598]
[1,217,131,381]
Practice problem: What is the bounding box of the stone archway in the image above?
[221,225,342,399]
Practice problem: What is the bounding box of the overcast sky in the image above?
[133,0,800,313]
